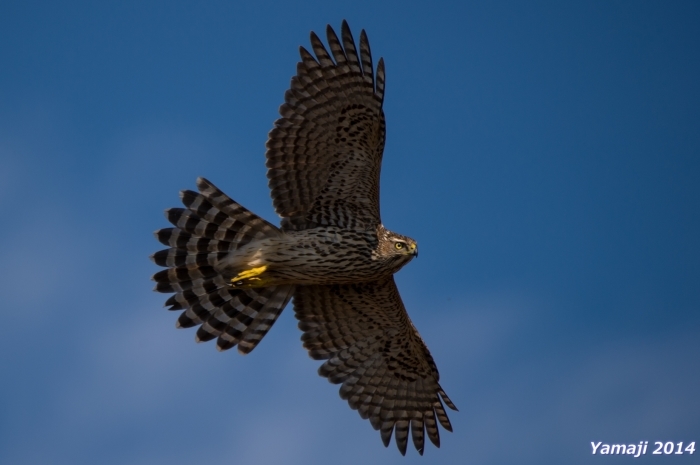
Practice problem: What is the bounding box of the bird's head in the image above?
[377,227,418,267]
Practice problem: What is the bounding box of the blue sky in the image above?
[1,1,699,463]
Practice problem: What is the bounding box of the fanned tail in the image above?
[151,177,294,354]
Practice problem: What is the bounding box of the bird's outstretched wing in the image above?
[266,20,386,231]
[293,278,457,455]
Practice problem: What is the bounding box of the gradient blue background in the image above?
[1,1,699,463]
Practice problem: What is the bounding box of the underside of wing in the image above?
[266,20,386,231]
[293,277,457,455]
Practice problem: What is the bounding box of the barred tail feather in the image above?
[151,177,292,354]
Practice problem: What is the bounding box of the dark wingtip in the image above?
[380,423,393,448]
[341,19,350,35]
[397,442,407,456]
[439,387,458,411]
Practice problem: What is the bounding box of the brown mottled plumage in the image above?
[151,20,456,455]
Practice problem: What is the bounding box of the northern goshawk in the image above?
[151,20,456,455]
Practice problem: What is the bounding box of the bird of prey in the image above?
[151,20,456,455]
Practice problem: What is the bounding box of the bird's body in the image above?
[216,225,417,287]
[151,21,456,455]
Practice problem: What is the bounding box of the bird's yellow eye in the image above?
[394,242,405,250]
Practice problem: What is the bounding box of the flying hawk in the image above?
[151,20,456,455]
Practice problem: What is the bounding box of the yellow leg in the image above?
[230,265,270,288]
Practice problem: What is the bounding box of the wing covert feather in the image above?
[266,21,386,231]
[293,277,456,455]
